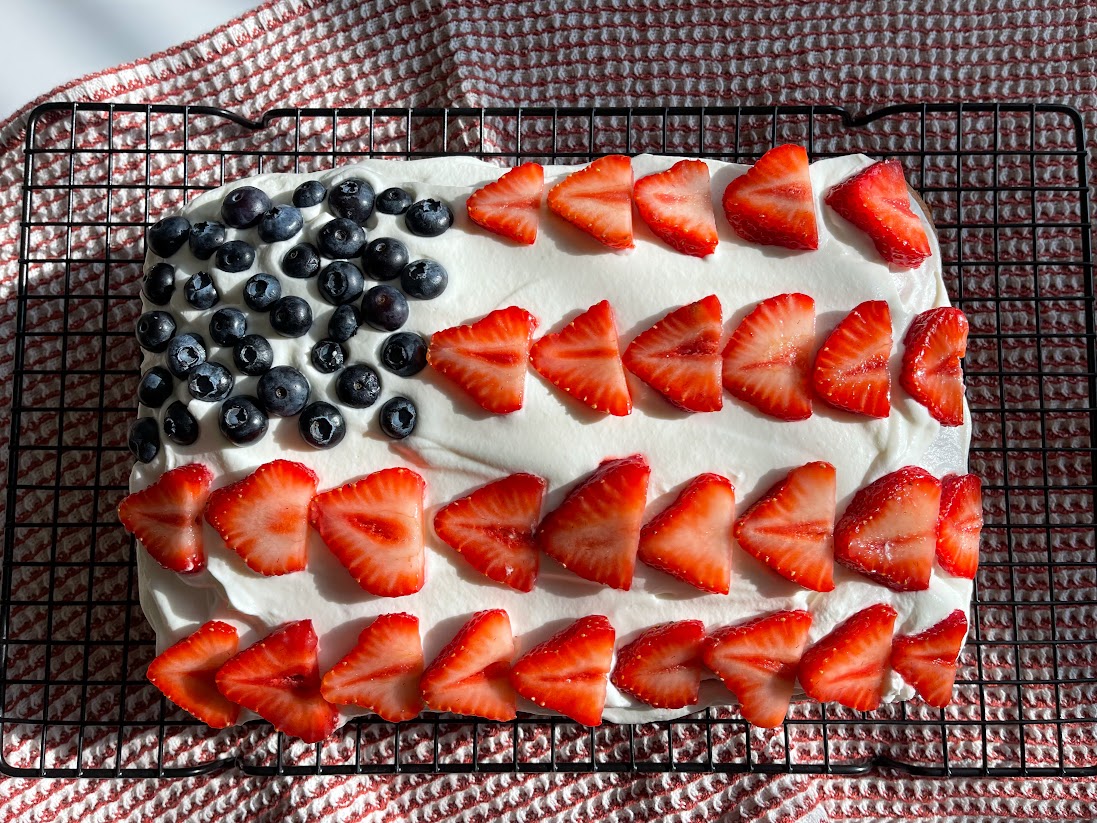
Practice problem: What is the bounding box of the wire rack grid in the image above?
[1,102,1094,779]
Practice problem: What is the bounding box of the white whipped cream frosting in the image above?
[132,154,971,724]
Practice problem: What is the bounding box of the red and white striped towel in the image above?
[1,1,1096,820]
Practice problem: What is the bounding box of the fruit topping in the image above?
[623,295,723,412]
[434,473,547,592]
[257,204,303,243]
[813,300,893,418]
[148,216,191,258]
[218,395,268,445]
[362,237,409,281]
[128,417,160,463]
[722,292,815,420]
[270,296,314,338]
[633,159,718,257]
[536,454,650,590]
[321,613,424,722]
[529,300,631,416]
[335,364,382,408]
[734,461,836,592]
[722,144,818,250]
[299,401,346,449]
[376,187,412,215]
[404,198,454,236]
[834,466,942,592]
[221,185,271,229]
[243,272,281,312]
[825,159,931,268]
[256,366,311,417]
[293,180,326,208]
[330,178,376,224]
[900,306,968,427]
[138,366,174,408]
[401,259,448,300]
[361,284,409,332]
[232,334,274,376]
[143,262,176,304]
[147,621,240,728]
[428,306,539,414]
[890,610,967,708]
[936,474,982,579]
[136,310,176,353]
[317,217,366,259]
[188,221,226,260]
[379,397,417,439]
[209,307,247,346]
[205,459,318,576]
[638,472,735,594]
[309,467,426,596]
[311,339,346,374]
[318,261,365,305]
[798,603,897,712]
[214,239,255,274]
[187,361,234,403]
[166,332,207,378]
[420,609,516,721]
[611,620,706,709]
[380,332,428,376]
[118,463,213,573]
[510,615,615,726]
[466,162,545,245]
[547,155,634,249]
[163,400,199,446]
[282,242,321,279]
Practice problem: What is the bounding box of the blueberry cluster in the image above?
[130,179,450,463]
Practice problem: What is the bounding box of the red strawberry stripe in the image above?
[547,154,634,250]
[937,474,983,579]
[901,306,969,427]
[467,162,545,245]
[118,463,213,574]
[634,159,718,257]
[891,610,968,708]
[722,144,819,251]
[420,609,517,721]
[611,621,706,709]
[812,300,893,419]
[799,603,898,712]
[147,620,240,729]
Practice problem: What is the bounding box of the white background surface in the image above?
[0,0,257,119]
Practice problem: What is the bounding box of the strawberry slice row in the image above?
[466,150,932,272]
[148,605,969,737]
[121,458,982,597]
[426,298,966,425]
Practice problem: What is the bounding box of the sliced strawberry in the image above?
[433,473,547,592]
[215,620,339,743]
[900,307,968,427]
[320,613,424,722]
[547,155,634,249]
[623,295,724,412]
[834,466,942,592]
[419,609,516,721]
[722,293,815,420]
[813,300,893,418]
[308,468,425,597]
[467,162,544,245]
[118,463,213,574]
[610,620,706,709]
[147,620,240,728]
[825,159,931,268]
[721,144,818,251]
[428,306,539,414]
[937,474,982,579]
[638,473,735,594]
[536,455,650,590]
[891,610,968,708]
[633,159,718,257]
[798,603,898,712]
[529,300,631,416]
[204,460,318,576]
[510,615,615,726]
[734,462,836,592]
[703,610,813,728]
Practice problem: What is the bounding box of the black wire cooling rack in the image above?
[2,102,1094,779]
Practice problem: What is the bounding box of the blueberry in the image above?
[221,186,271,229]
[209,307,248,346]
[232,334,274,376]
[380,332,428,377]
[376,187,413,215]
[379,396,417,439]
[219,395,268,445]
[361,285,408,331]
[215,239,255,274]
[270,296,313,337]
[166,333,208,378]
[243,272,281,312]
[328,304,360,343]
[401,259,448,300]
[405,199,453,237]
[293,180,327,208]
[282,243,321,279]
[128,417,160,463]
[138,366,174,408]
[362,237,409,281]
[188,362,235,402]
[189,221,227,260]
[258,205,303,243]
[311,339,346,374]
[317,217,366,259]
[182,271,219,309]
[299,401,346,449]
[335,364,381,408]
[163,400,200,445]
[257,365,311,417]
[318,261,365,305]
[142,262,176,306]
[330,178,376,224]
[148,216,191,257]
[136,310,176,352]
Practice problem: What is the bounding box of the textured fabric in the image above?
[1,1,1097,820]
